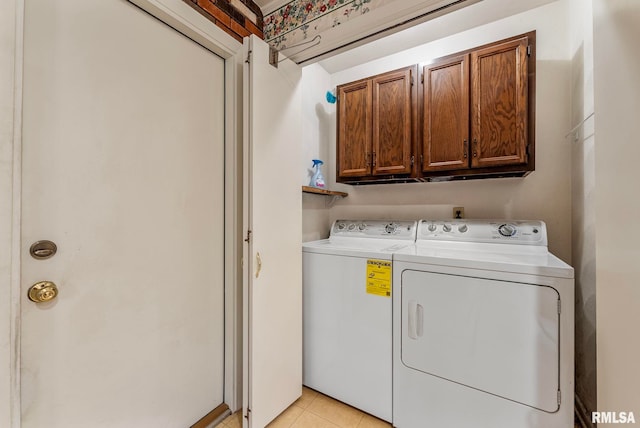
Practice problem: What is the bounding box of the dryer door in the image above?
[401,270,560,412]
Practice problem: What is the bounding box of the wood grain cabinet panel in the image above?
[471,36,529,168]
[336,66,416,182]
[372,68,413,175]
[422,54,470,172]
[337,80,372,177]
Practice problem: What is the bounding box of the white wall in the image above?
[301,64,333,242]
[568,0,597,424]
[317,1,573,262]
[593,0,640,424]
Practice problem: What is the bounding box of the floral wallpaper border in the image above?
[264,0,386,50]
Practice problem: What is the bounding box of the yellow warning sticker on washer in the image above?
[366,259,392,297]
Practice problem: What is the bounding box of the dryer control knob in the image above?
[458,224,468,233]
[358,223,366,231]
[385,223,397,234]
[443,224,452,232]
[498,224,517,237]
[428,223,437,232]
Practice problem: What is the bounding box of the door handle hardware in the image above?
[473,138,478,157]
[28,281,59,303]
[408,300,424,339]
[372,151,376,167]
[255,252,262,278]
[29,240,58,260]
[463,139,468,159]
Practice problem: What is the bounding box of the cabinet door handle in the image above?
[372,151,376,167]
[473,138,478,157]
[463,139,468,159]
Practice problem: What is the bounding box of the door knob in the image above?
[28,281,59,303]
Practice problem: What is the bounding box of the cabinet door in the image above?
[372,67,413,175]
[471,37,528,168]
[422,54,469,172]
[337,80,372,178]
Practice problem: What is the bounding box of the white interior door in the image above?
[21,1,226,426]
[243,35,302,428]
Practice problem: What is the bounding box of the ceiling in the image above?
[252,0,558,72]
[317,0,556,73]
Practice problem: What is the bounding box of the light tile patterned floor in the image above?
[215,387,582,428]
[215,387,391,428]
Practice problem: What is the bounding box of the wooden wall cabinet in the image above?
[420,33,534,179]
[422,53,470,172]
[337,79,372,177]
[470,36,530,169]
[337,32,535,184]
[337,66,416,183]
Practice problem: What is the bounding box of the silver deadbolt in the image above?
[29,240,58,260]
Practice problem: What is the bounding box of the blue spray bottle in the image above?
[310,159,326,189]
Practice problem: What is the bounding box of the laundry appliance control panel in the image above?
[418,219,547,246]
[332,220,417,240]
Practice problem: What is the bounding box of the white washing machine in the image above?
[303,220,417,422]
[393,219,574,428]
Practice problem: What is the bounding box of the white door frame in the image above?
[0,1,244,426]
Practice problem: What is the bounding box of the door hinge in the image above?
[244,408,251,420]
[410,71,414,86]
[244,229,252,243]
[558,298,561,314]
[527,45,532,56]
[245,49,252,64]
[557,390,561,406]
[269,46,279,68]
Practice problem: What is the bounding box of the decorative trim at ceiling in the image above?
[264,0,383,49]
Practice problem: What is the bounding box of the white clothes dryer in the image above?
[303,220,417,422]
[393,219,574,428]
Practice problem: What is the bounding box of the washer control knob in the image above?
[498,224,517,237]
[427,223,437,232]
[347,223,356,231]
[358,223,366,231]
[458,224,468,233]
[337,223,346,230]
[443,224,452,232]
[385,223,397,234]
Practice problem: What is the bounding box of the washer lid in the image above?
[303,238,410,259]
